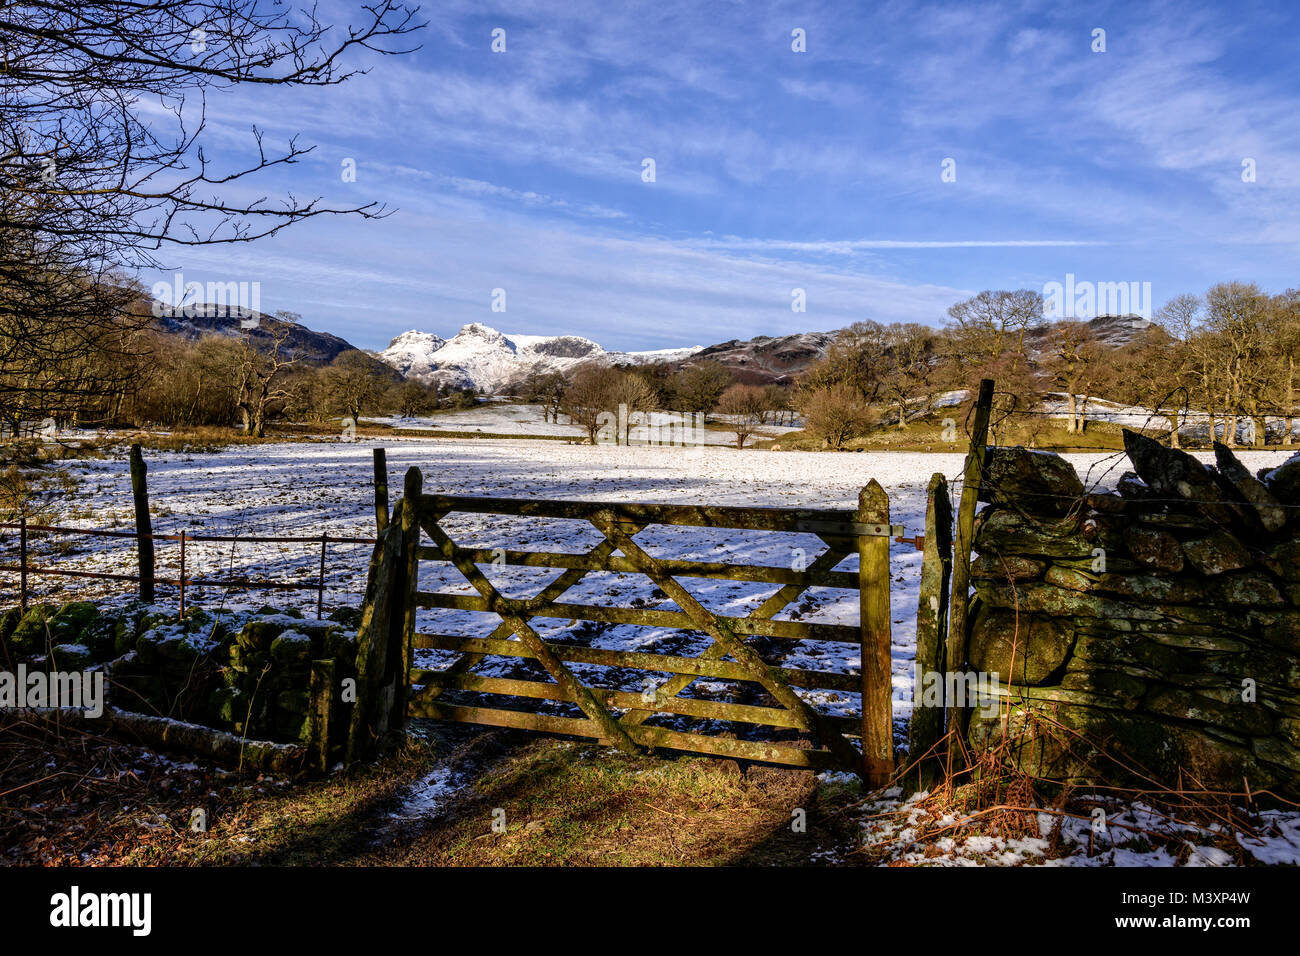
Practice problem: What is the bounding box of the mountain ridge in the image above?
[376,314,1160,394]
[148,297,1161,397]
[379,322,705,392]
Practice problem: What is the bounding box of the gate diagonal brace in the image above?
[412,516,645,703]
[420,516,642,755]
[590,513,863,771]
[618,540,852,728]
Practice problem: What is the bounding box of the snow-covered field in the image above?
[366,402,800,445]
[1040,392,1300,444]
[7,437,1297,866]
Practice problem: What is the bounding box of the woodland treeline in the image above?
[519,281,1300,450]
[780,282,1300,449]
[4,281,1299,450]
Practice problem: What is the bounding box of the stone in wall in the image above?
[978,446,1084,514]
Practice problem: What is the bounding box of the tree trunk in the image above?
[252,399,266,438]
[1285,357,1295,446]
[1065,392,1077,434]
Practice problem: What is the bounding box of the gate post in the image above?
[345,465,422,764]
[387,466,422,733]
[309,658,337,773]
[909,473,952,784]
[946,378,994,771]
[857,479,894,787]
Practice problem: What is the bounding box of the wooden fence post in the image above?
[857,479,894,787]
[910,473,952,784]
[346,518,402,763]
[373,448,389,534]
[129,443,155,603]
[178,530,186,618]
[946,378,994,768]
[317,533,328,619]
[19,515,27,612]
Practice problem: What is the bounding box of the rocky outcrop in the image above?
[966,431,1300,798]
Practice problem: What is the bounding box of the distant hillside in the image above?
[149,303,395,379]
[690,331,839,386]
[679,316,1162,387]
[1024,313,1163,354]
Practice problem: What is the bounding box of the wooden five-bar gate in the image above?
[347,466,901,784]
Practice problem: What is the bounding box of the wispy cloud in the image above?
[140,0,1300,350]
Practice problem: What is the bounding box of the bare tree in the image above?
[1205,281,1270,446]
[562,364,621,444]
[804,320,891,413]
[234,315,300,437]
[1044,321,1103,434]
[1267,289,1300,446]
[321,351,388,422]
[944,289,1042,387]
[760,384,792,425]
[518,370,568,423]
[387,378,440,418]
[609,371,658,444]
[0,0,422,421]
[796,384,872,450]
[715,384,767,449]
[882,322,936,430]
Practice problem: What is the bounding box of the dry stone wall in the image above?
[0,601,358,754]
[965,432,1300,798]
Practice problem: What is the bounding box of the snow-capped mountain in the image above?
[379,322,703,392]
[380,330,448,380]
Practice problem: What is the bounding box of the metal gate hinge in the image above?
[796,520,904,537]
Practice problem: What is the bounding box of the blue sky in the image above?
[149,0,1300,352]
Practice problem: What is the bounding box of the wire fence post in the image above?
[19,515,28,612]
[317,533,328,619]
[129,443,155,603]
[373,448,389,534]
[178,530,186,618]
